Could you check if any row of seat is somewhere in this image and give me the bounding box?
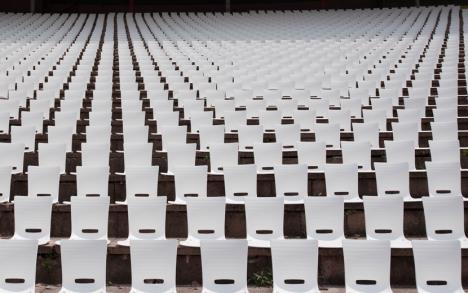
[1,238,464,292]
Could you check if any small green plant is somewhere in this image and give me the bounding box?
[249,269,273,287]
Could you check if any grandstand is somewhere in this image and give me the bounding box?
[0,1,466,292]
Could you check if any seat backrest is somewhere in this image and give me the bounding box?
[70,197,110,240]
[271,239,319,292]
[13,196,53,244]
[130,239,177,292]
[173,165,208,203]
[425,161,461,197]
[209,143,238,173]
[127,196,167,240]
[412,240,462,292]
[244,197,284,243]
[0,239,38,292]
[343,240,392,292]
[324,163,359,200]
[186,197,226,242]
[27,166,60,203]
[76,166,110,197]
[253,142,283,172]
[422,196,466,241]
[201,240,248,293]
[363,196,405,241]
[304,197,344,242]
[60,239,107,292]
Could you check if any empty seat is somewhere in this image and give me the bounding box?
[253,143,283,173]
[422,196,468,248]
[363,196,411,248]
[129,239,178,292]
[200,239,248,293]
[324,163,361,202]
[0,239,38,292]
[343,240,392,293]
[270,239,320,293]
[425,161,462,197]
[304,197,345,248]
[374,162,418,201]
[80,143,110,168]
[181,197,226,247]
[208,143,239,174]
[244,197,284,247]
[384,140,416,170]
[60,239,107,292]
[171,165,208,205]
[11,125,35,152]
[27,166,60,203]
[314,123,340,148]
[165,143,196,175]
[429,139,460,166]
[341,141,372,171]
[75,166,109,198]
[118,196,167,246]
[69,196,109,241]
[412,240,463,293]
[12,196,53,245]
[274,164,308,204]
[237,125,264,151]
[223,164,257,204]
[38,143,67,174]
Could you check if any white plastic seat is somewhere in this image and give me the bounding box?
[274,164,308,204]
[209,143,238,174]
[12,196,53,245]
[324,163,361,202]
[223,164,257,204]
[170,165,208,205]
[198,125,225,151]
[59,239,107,293]
[69,196,109,241]
[119,143,154,174]
[275,124,301,149]
[81,143,110,168]
[129,239,178,293]
[422,196,468,248]
[259,110,282,132]
[0,143,25,173]
[200,239,249,293]
[27,166,60,203]
[343,239,392,293]
[353,122,380,148]
[190,111,213,133]
[181,197,226,247]
[159,125,187,151]
[314,123,340,148]
[123,125,150,144]
[75,166,109,198]
[86,125,112,145]
[293,110,316,132]
[374,162,418,201]
[38,143,67,174]
[296,141,327,172]
[384,140,416,170]
[270,239,320,293]
[253,143,283,173]
[363,109,388,131]
[0,166,11,202]
[0,111,9,134]
[327,109,351,131]
[304,196,345,248]
[118,196,167,246]
[48,125,74,152]
[244,197,284,248]
[341,98,362,118]
[0,239,38,293]
[54,111,78,133]
[432,107,457,123]
[412,240,464,293]
[341,141,372,171]
[11,125,35,152]
[237,125,264,151]
[224,110,247,133]
[392,122,419,147]
[426,161,462,197]
[363,196,411,248]
[21,111,43,134]
[431,121,458,141]
[429,140,460,166]
[165,143,196,175]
